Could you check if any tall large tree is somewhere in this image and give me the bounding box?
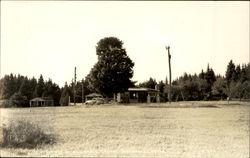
[19,77,33,100]
[205,65,216,86]
[42,79,61,105]
[86,37,134,97]
[2,74,16,99]
[225,60,236,85]
[204,64,216,95]
[60,82,71,106]
[240,64,249,83]
[212,77,227,99]
[33,75,45,97]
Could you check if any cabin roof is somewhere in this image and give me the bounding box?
[30,97,53,101]
[128,87,159,92]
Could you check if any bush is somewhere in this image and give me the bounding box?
[9,93,29,107]
[1,120,56,149]
[0,100,10,108]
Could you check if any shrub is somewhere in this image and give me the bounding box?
[9,93,29,107]
[1,120,56,149]
[0,100,10,108]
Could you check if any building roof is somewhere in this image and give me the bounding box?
[128,87,159,92]
[30,97,53,101]
[85,93,103,97]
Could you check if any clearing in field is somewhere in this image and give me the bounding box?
[0,101,249,157]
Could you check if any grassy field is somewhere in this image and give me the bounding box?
[0,101,249,157]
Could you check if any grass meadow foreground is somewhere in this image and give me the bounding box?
[0,101,249,157]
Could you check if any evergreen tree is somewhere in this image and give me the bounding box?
[139,77,157,89]
[235,65,242,82]
[163,76,169,100]
[18,77,34,100]
[205,64,216,86]
[42,79,61,105]
[199,69,205,79]
[2,74,16,99]
[30,77,37,98]
[225,60,236,85]
[240,64,248,83]
[183,72,189,81]
[246,64,250,81]
[158,80,165,94]
[0,78,4,99]
[60,83,71,106]
[42,79,53,98]
[34,75,45,97]
[52,83,61,106]
[203,64,216,99]
[16,74,25,93]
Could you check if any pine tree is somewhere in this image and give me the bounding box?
[139,77,157,89]
[205,65,216,86]
[16,74,25,93]
[199,69,205,79]
[240,64,248,83]
[30,77,37,98]
[158,80,165,94]
[42,79,61,105]
[246,63,250,81]
[42,79,53,98]
[34,75,45,97]
[163,76,169,100]
[235,65,241,82]
[225,60,236,85]
[60,83,71,106]
[18,77,33,100]
[183,73,189,81]
[2,74,16,99]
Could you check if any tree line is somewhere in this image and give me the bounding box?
[0,74,61,107]
[0,74,94,107]
[0,60,249,107]
[138,60,250,101]
[0,36,249,107]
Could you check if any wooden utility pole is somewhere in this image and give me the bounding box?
[166,46,172,103]
[74,67,76,106]
[82,79,84,105]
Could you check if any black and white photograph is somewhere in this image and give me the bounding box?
[0,1,249,157]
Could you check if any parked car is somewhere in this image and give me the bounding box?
[85,99,95,105]
[85,98,105,105]
[95,98,105,105]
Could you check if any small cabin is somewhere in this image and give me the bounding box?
[117,87,160,103]
[128,87,160,103]
[30,97,54,107]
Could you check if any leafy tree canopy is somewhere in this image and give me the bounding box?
[86,37,134,97]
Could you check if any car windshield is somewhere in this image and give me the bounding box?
[93,98,103,100]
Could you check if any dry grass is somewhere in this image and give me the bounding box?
[0,101,249,157]
[1,120,56,149]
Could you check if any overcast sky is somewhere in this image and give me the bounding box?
[1,1,249,87]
